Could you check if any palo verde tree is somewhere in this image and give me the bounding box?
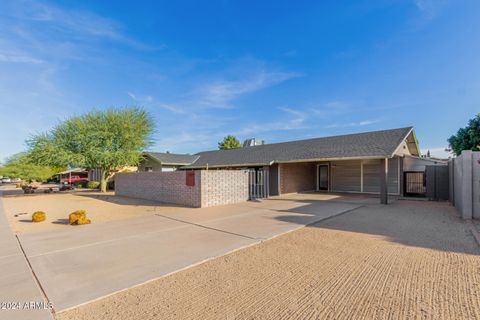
[0,153,63,182]
[447,113,480,156]
[218,135,241,150]
[27,107,154,192]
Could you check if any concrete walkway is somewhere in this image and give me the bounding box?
[15,194,364,312]
[0,193,52,320]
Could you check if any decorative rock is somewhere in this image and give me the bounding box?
[32,211,46,222]
[68,210,91,225]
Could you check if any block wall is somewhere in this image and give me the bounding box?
[116,170,249,208]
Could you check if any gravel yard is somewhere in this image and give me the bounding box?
[57,200,480,320]
[2,192,186,234]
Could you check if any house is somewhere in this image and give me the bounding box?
[181,127,430,203]
[117,127,448,207]
[138,152,199,172]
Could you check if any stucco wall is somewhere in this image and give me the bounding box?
[474,152,480,219]
[115,170,248,208]
[451,150,480,219]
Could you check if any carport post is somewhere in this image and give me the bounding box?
[380,158,388,204]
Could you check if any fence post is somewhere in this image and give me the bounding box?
[461,151,473,219]
[449,160,454,206]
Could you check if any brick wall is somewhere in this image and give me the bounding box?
[201,170,249,207]
[115,170,248,208]
[116,171,201,207]
[280,162,316,194]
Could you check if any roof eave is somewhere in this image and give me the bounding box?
[273,155,392,164]
[180,162,270,169]
[181,155,395,169]
[161,162,195,166]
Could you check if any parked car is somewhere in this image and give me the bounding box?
[12,178,22,183]
[1,178,11,183]
[64,176,89,184]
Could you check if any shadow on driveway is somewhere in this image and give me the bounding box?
[273,198,479,256]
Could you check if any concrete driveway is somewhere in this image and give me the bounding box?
[15,193,368,312]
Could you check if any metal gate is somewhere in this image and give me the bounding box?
[248,169,267,199]
[404,171,426,197]
[425,165,449,201]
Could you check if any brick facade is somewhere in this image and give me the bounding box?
[279,162,316,194]
[115,170,248,208]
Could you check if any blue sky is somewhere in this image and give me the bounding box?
[0,0,479,161]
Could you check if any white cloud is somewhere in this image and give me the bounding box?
[413,0,448,19]
[2,0,160,53]
[157,104,186,114]
[127,92,187,114]
[235,106,308,136]
[326,119,380,128]
[127,92,137,100]
[0,52,43,64]
[198,70,302,108]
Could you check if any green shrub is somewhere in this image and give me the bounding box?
[87,181,100,189]
[74,180,88,188]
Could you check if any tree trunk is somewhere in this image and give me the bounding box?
[100,169,109,193]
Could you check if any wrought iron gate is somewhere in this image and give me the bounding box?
[248,169,267,199]
[404,171,426,197]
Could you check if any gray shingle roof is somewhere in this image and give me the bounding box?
[183,127,414,169]
[144,152,198,165]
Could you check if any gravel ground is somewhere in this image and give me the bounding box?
[2,192,186,234]
[57,200,480,320]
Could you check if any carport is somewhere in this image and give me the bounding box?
[268,157,396,204]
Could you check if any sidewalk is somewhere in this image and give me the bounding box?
[0,192,52,320]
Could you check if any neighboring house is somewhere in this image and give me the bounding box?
[138,152,198,172]
[403,154,448,172]
[181,127,436,202]
[88,166,138,182]
[58,168,89,183]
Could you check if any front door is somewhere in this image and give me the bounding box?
[318,165,329,191]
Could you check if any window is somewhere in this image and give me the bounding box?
[145,167,153,172]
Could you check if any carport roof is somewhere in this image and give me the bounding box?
[183,127,418,169]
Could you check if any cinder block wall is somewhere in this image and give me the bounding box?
[201,170,249,207]
[116,171,201,207]
[116,170,249,208]
[280,163,316,194]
